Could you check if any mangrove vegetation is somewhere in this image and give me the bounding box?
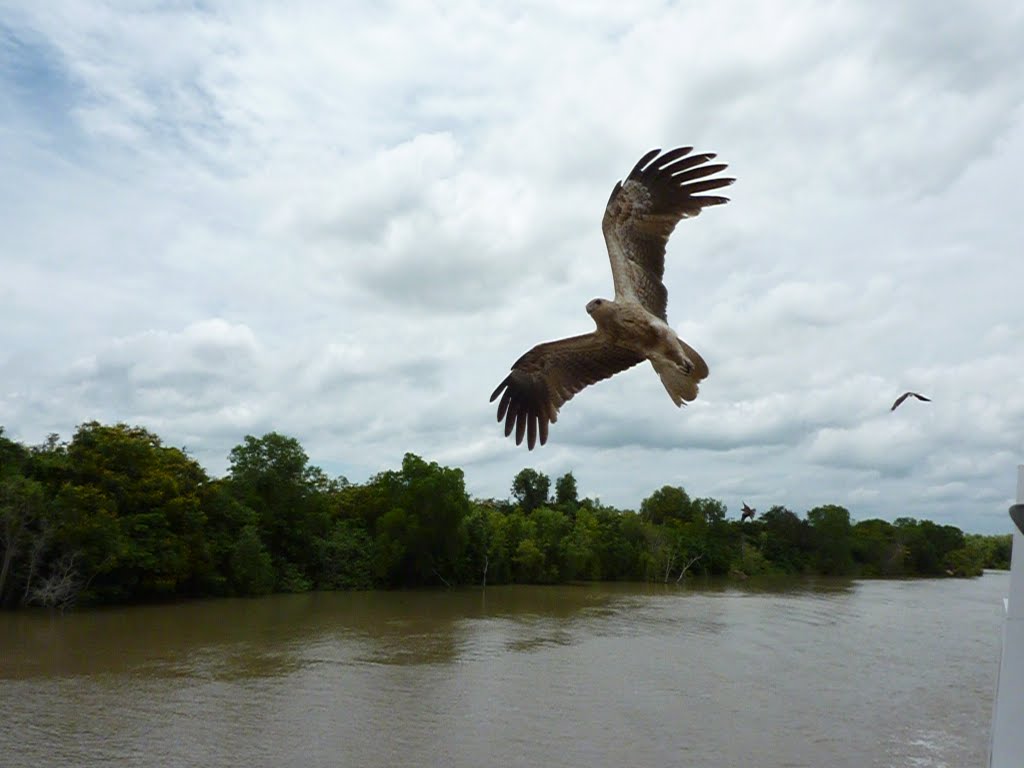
[0,422,1012,609]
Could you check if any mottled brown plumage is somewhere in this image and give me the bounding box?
[490,146,734,449]
[603,146,731,321]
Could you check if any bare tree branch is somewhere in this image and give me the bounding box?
[29,552,82,610]
[676,554,703,583]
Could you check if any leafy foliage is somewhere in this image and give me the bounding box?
[511,468,550,513]
[0,421,1012,609]
[554,471,579,512]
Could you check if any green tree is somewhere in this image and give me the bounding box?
[511,468,550,513]
[640,522,677,582]
[691,497,726,525]
[595,508,646,580]
[851,519,907,576]
[195,480,259,595]
[531,506,570,582]
[807,504,854,576]
[0,475,46,606]
[554,472,579,512]
[513,538,544,583]
[368,454,470,587]
[964,533,1011,570]
[640,485,694,525]
[893,518,968,576]
[50,483,122,594]
[227,432,331,587]
[463,501,512,586]
[1,419,1006,606]
[563,506,601,580]
[0,427,29,477]
[503,509,532,562]
[462,503,492,585]
[759,505,811,573]
[944,543,984,577]
[315,519,372,589]
[228,524,275,595]
[56,422,210,601]
[373,507,409,583]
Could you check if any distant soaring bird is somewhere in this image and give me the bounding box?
[490,146,734,449]
[740,502,756,522]
[890,392,932,412]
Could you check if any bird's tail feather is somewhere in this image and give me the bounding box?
[650,357,701,407]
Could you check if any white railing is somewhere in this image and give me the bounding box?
[988,465,1024,767]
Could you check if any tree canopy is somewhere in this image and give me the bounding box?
[0,421,1011,610]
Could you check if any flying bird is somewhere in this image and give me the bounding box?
[490,146,734,449]
[890,392,932,411]
[740,502,756,522]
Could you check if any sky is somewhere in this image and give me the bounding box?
[1,1,1023,533]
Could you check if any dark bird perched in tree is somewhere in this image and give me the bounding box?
[890,392,931,411]
[490,146,734,449]
[740,502,756,522]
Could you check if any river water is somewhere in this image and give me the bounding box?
[0,573,1007,768]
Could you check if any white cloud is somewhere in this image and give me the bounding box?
[2,0,1023,532]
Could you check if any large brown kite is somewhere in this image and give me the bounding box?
[490,146,734,449]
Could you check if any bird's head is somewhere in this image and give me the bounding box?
[585,298,609,316]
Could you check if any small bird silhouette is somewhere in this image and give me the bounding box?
[740,502,756,522]
[890,392,931,411]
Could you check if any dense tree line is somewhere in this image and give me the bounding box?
[0,422,1013,609]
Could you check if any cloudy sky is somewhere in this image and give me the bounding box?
[2,1,1022,533]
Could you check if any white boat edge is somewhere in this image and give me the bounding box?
[987,465,1024,767]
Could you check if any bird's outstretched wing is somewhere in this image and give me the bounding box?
[490,333,644,449]
[891,391,932,411]
[602,147,734,320]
